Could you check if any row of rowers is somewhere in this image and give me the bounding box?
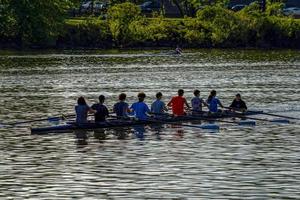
[75,89,247,124]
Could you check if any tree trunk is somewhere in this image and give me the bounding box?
[91,0,94,14]
[261,0,266,12]
[172,0,184,17]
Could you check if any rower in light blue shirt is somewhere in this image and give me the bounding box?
[206,90,224,113]
[75,96,95,124]
[151,92,167,114]
[191,89,208,114]
[130,92,150,120]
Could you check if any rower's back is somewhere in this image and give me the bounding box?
[130,92,150,120]
[91,95,109,122]
[151,92,166,114]
[113,93,129,117]
[168,89,188,116]
[75,97,90,124]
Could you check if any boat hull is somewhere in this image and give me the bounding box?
[31,111,263,134]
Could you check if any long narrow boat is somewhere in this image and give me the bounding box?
[31,111,263,135]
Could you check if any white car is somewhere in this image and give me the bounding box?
[283,7,300,16]
[81,1,92,12]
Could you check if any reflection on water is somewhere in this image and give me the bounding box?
[0,49,299,199]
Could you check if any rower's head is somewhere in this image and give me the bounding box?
[210,90,217,97]
[235,93,241,101]
[138,92,146,102]
[178,89,184,96]
[99,95,105,103]
[208,90,217,102]
[156,92,162,100]
[194,89,200,97]
[77,96,87,106]
[119,93,127,101]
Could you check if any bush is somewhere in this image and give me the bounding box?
[196,6,249,47]
[61,19,112,48]
[129,17,184,46]
[107,2,141,45]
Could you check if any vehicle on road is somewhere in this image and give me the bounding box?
[80,1,108,14]
[231,4,247,12]
[139,1,161,13]
[283,7,300,17]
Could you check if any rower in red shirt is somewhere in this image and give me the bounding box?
[167,89,191,116]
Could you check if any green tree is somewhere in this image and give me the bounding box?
[5,0,71,47]
[170,0,229,17]
[107,2,141,45]
[266,0,284,16]
[0,0,16,40]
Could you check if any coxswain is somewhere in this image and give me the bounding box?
[229,93,247,112]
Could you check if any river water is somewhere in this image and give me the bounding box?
[0,49,299,199]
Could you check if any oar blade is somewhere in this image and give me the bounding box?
[47,117,61,125]
[238,120,256,126]
[199,124,220,130]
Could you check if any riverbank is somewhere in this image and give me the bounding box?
[1,4,300,50]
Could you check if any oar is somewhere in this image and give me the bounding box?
[223,108,292,123]
[185,110,249,124]
[232,114,290,124]
[225,107,300,120]
[140,117,220,130]
[149,112,247,128]
[107,113,218,130]
[0,113,75,127]
[186,110,259,126]
[247,110,300,120]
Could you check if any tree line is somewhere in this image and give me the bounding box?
[0,0,299,49]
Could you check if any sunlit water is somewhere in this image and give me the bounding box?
[0,49,299,199]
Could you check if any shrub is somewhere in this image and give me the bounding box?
[62,19,112,48]
[107,2,141,45]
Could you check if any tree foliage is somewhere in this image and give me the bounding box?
[107,2,141,45]
[1,0,71,47]
[1,1,300,49]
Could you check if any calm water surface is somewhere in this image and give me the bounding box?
[0,49,299,199]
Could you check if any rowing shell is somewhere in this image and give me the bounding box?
[30,111,263,135]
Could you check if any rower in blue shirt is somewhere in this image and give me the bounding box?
[130,92,150,120]
[113,93,130,118]
[206,90,224,113]
[151,92,167,115]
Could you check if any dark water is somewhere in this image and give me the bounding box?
[0,49,299,199]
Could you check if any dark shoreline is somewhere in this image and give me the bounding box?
[1,45,300,52]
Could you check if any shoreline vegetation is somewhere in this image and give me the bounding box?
[1,2,300,50]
